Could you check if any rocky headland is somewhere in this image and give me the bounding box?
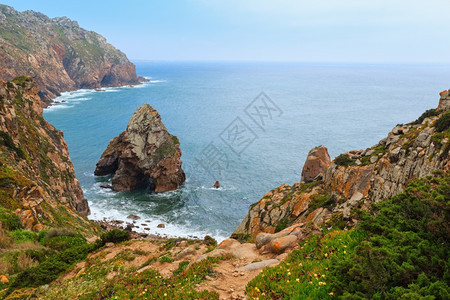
[234,91,450,239]
[95,104,186,193]
[0,76,93,233]
[0,5,145,106]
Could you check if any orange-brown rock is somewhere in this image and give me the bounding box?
[0,5,146,106]
[0,77,92,232]
[301,145,330,183]
[235,90,450,237]
[95,104,185,193]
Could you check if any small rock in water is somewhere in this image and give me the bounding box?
[144,227,150,230]
[213,181,220,188]
[100,184,113,189]
[127,214,140,220]
[157,223,165,228]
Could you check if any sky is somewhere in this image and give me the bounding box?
[1,0,450,63]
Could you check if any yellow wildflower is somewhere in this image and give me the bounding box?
[322,274,326,278]
[324,253,328,257]
[329,292,334,296]
[296,278,300,282]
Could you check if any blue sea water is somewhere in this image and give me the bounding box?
[44,62,450,241]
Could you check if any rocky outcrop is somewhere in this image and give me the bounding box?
[95,104,185,193]
[0,5,145,106]
[235,90,450,236]
[0,76,92,232]
[300,145,330,183]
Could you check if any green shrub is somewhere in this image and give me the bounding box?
[10,243,95,290]
[334,154,354,167]
[11,230,38,243]
[413,108,439,124]
[0,212,22,231]
[40,234,86,251]
[158,255,174,263]
[96,229,130,248]
[434,111,450,132]
[328,174,449,298]
[203,235,217,247]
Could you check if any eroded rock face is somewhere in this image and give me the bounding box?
[0,5,145,106]
[234,90,450,236]
[0,77,92,231]
[301,145,330,183]
[95,104,185,193]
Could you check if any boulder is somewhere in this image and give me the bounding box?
[240,259,279,271]
[301,146,331,183]
[95,104,185,193]
[218,238,241,251]
[213,181,220,188]
[269,235,298,254]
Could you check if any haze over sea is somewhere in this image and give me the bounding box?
[44,61,450,241]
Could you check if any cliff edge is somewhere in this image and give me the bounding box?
[0,76,92,232]
[0,5,144,106]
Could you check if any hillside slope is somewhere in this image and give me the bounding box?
[0,76,93,233]
[0,5,144,105]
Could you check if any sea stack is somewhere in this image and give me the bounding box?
[95,104,185,193]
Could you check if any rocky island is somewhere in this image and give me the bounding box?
[95,104,186,193]
[0,5,145,106]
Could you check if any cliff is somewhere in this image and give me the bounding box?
[95,104,186,193]
[235,91,450,236]
[0,76,92,232]
[0,5,144,106]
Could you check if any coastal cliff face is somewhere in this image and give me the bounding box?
[0,5,143,106]
[95,104,186,193]
[0,76,91,231]
[235,92,450,236]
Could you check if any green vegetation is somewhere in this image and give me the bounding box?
[247,229,367,299]
[155,139,177,160]
[11,75,32,88]
[413,108,440,125]
[246,173,449,299]
[96,228,131,248]
[434,111,450,132]
[230,233,254,243]
[334,154,354,167]
[329,173,449,299]
[158,255,174,263]
[82,256,228,300]
[274,216,295,233]
[307,192,335,214]
[0,210,22,231]
[0,131,26,159]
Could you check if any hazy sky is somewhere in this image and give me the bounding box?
[2,0,450,62]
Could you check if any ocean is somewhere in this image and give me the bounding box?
[44,61,450,241]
